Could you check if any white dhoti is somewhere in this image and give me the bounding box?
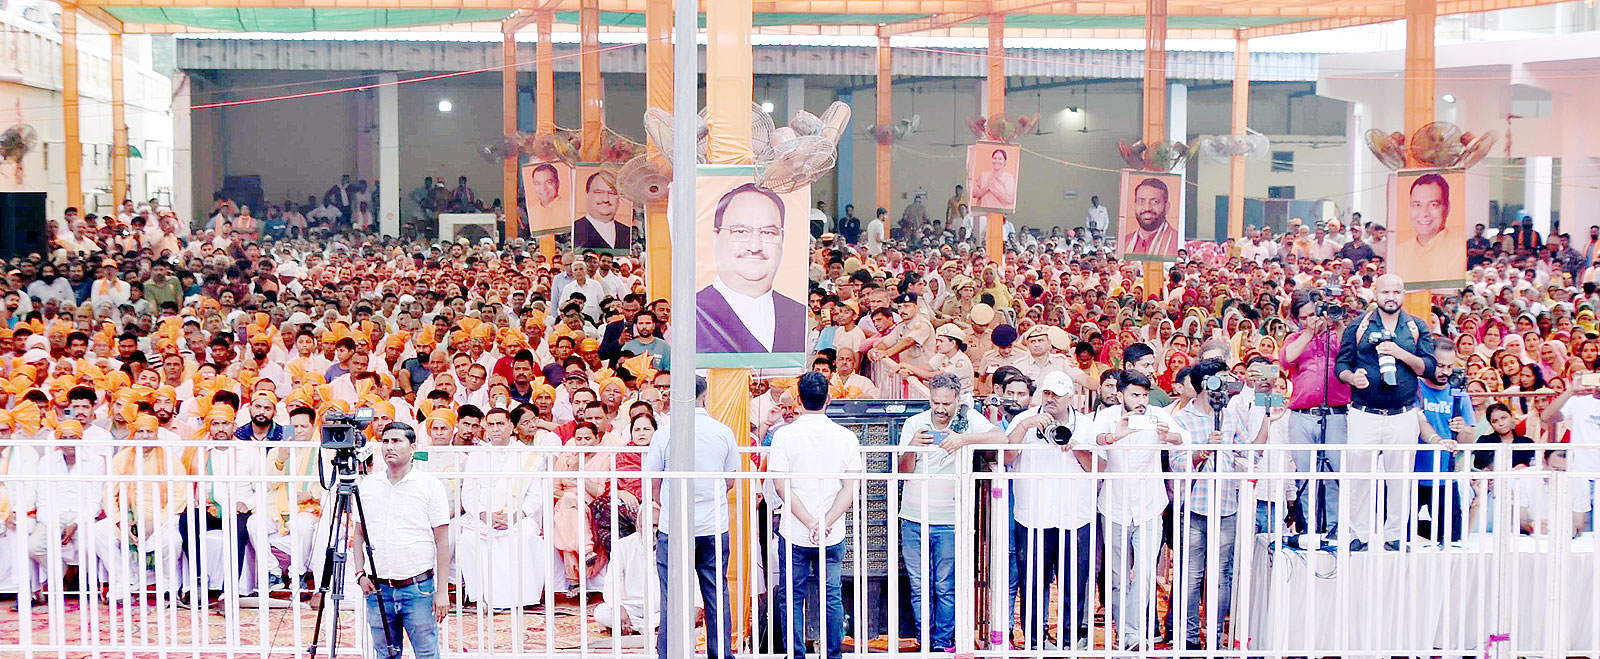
[0,520,36,593]
[91,518,181,600]
[246,511,330,587]
[456,518,550,609]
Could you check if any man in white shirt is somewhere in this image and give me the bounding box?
[866,208,887,255]
[559,261,607,323]
[1084,196,1110,240]
[769,372,861,659]
[1092,371,1188,651]
[1003,372,1100,650]
[29,420,106,603]
[354,422,451,659]
[644,375,739,659]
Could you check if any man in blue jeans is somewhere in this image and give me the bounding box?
[897,374,1005,651]
[645,375,740,659]
[354,422,451,659]
[769,372,861,659]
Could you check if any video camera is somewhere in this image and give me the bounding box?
[320,407,375,450]
[1314,286,1346,321]
[1203,373,1245,408]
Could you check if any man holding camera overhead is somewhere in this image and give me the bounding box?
[1002,371,1100,650]
[1335,274,1437,551]
[1282,288,1352,535]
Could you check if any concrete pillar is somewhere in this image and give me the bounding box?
[1167,81,1187,145]
[61,8,82,210]
[785,77,805,120]
[1526,156,1553,237]
[835,89,854,219]
[379,73,400,237]
[354,86,376,183]
[1347,102,1366,222]
[111,32,128,209]
[172,72,194,220]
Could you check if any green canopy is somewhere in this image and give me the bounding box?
[105,8,513,32]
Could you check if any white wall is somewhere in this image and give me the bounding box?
[1193,136,1350,238]
[1,18,173,218]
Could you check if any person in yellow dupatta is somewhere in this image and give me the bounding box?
[91,414,196,604]
[253,405,332,595]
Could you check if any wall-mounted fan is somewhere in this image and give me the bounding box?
[1196,131,1270,162]
[1365,123,1499,170]
[1364,129,1407,171]
[1,124,37,184]
[1116,139,1188,171]
[616,155,670,206]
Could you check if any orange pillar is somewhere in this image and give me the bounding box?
[111,32,128,209]
[1141,0,1169,293]
[1403,0,1438,311]
[705,0,755,642]
[579,0,603,162]
[502,27,521,240]
[62,8,82,210]
[536,13,557,259]
[984,16,1006,263]
[645,0,673,302]
[1227,33,1248,240]
[875,30,892,214]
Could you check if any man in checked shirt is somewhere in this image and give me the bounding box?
[1169,358,1244,652]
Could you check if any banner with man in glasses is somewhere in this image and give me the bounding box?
[693,166,811,368]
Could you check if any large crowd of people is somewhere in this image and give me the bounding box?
[0,185,1594,657]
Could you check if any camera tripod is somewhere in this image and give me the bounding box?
[307,450,391,659]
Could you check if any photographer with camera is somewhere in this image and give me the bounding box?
[1002,371,1100,650]
[1335,274,1437,551]
[1169,358,1243,651]
[1282,288,1352,535]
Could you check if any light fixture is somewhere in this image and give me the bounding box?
[438,99,453,113]
[1442,94,1456,103]
[1068,106,1080,113]
[760,101,775,113]
[0,72,23,84]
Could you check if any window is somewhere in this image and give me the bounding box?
[1271,150,1294,172]
[1267,186,1296,199]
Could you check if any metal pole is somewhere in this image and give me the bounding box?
[666,0,698,656]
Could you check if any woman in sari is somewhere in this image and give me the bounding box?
[552,422,610,587]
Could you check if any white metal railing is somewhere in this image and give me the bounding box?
[0,437,1596,658]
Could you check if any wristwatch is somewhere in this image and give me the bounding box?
[356,571,370,583]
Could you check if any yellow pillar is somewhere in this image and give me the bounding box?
[705,0,756,643]
[875,30,892,213]
[1403,0,1438,312]
[536,13,557,259]
[62,8,82,210]
[579,0,603,162]
[1227,33,1248,240]
[111,32,128,210]
[1141,0,1169,293]
[984,16,1005,264]
[644,0,673,302]
[502,27,521,240]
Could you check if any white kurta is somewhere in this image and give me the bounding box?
[456,445,552,608]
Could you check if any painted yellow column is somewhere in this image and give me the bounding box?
[984,15,1005,263]
[62,8,82,210]
[111,32,128,209]
[1404,0,1438,315]
[537,13,557,259]
[1227,33,1248,240]
[644,0,673,302]
[579,0,603,162]
[705,0,755,643]
[502,27,520,240]
[1141,0,1169,293]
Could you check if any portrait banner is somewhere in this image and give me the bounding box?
[1116,169,1186,262]
[967,142,1020,215]
[1390,168,1467,291]
[520,161,574,237]
[572,164,635,255]
[693,164,810,369]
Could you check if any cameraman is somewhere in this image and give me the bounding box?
[1282,288,1351,535]
[1169,358,1240,651]
[1002,372,1099,650]
[1335,274,1436,551]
